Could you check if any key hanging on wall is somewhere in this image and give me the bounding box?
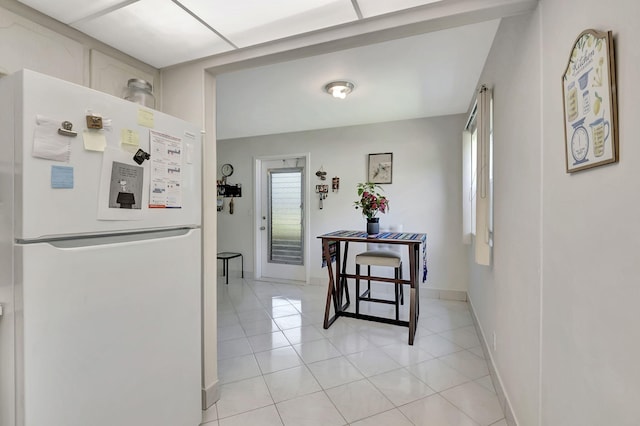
[315,184,328,209]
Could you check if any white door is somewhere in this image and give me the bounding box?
[259,158,306,282]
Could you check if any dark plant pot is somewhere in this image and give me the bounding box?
[366,217,380,235]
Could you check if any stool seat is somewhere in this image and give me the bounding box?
[355,250,401,267]
[355,252,404,321]
[217,252,243,285]
[355,224,405,320]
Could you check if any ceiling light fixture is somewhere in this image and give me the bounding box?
[324,81,355,99]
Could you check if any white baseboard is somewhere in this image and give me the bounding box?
[309,276,324,286]
[202,381,220,410]
[309,278,468,301]
[421,288,468,301]
[468,299,518,426]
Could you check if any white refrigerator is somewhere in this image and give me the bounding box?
[0,70,203,426]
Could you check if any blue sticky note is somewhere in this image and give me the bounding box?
[51,165,73,189]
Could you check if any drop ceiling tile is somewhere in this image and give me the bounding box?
[72,0,232,68]
[357,0,443,18]
[180,0,358,48]
[17,0,126,24]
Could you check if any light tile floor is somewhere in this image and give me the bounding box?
[203,277,505,426]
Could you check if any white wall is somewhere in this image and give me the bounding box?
[469,1,640,425]
[469,8,541,425]
[467,10,542,425]
[217,115,469,292]
[540,0,640,424]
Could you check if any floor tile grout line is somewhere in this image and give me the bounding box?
[437,383,503,426]
[215,278,499,425]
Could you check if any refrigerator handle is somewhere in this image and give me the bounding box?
[20,228,196,249]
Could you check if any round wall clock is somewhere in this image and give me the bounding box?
[221,163,234,177]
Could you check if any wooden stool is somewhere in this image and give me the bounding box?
[355,250,404,320]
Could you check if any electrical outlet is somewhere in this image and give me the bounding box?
[492,331,497,351]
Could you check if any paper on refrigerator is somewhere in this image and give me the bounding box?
[32,115,72,162]
[149,130,182,208]
[97,147,145,220]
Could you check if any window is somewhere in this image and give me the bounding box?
[268,168,304,265]
[462,107,477,242]
[462,86,493,265]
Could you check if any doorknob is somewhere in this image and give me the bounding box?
[260,226,266,230]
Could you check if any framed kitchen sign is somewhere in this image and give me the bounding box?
[368,152,393,184]
[562,29,618,173]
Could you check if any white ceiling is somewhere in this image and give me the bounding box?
[18,0,445,68]
[216,19,500,139]
[18,0,537,139]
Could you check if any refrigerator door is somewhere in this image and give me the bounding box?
[0,66,16,425]
[0,225,15,426]
[3,70,201,240]
[15,229,201,426]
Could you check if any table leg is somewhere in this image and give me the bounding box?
[408,245,416,345]
[340,242,350,306]
[414,245,420,318]
[323,239,337,329]
[224,259,229,285]
[335,242,342,306]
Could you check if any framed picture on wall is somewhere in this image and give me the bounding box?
[368,152,393,184]
[562,29,618,173]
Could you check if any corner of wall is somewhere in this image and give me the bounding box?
[202,380,220,409]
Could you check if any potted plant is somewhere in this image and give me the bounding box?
[353,182,389,234]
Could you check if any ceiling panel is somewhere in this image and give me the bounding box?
[72,0,232,68]
[18,0,127,24]
[216,19,500,139]
[357,0,443,18]
[180,0,358,48]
